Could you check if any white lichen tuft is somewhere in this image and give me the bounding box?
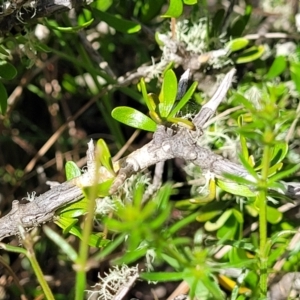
[86,265,139,300]
[176,18,209,54]
[95,196,122,216]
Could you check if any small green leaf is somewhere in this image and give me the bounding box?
[55,217,79,234]
[236,45,264,64]
[65,161,81,180]
[266,56,287,79]
[169,81,198,117]
[0,46,9,56]
[91,0,112,11]
[238,115,249,160]
[226,38,249,52]
[140,272,183,281]
[290,62,300,94]
[158,69,177,117]
[271,142,288,164]
[0,61,17,80]
[112,106,157,131]
[57,197,88,215]
[205,210,233,231]
[161,253,181,269]
[183,0,197,4]
[139,78,156,111]
[217,215,237,239]
[0,81,8,115]
[232,209,244,223]
[167,117,195,129]
[266,206,282,224]
[92,9,141,33]
[97,139,114,174]
[84,179,114,198]
[45,18,94,32]
[44,225,78,262]
[269,164,300,184]
[161,0,183,18]
[216,179,256,197]
[0,243,27,254]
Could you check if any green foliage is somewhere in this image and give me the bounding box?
[112,69,198,131]
[2,0,300,299]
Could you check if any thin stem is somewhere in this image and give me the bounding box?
[258,143,272,297]
[25,245,55,300]
[75,151,101,300]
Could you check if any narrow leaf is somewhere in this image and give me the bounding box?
[65,161,81,180]
[140,272,183,281]
[216,179,256,197]
[45,18,94,32]
[169,81,198,117]
[226,38,249,52]
[44,225,78,262]
[97,139,114,174]
[236,46,264,64]
[139,78,156,111]
[112,106,157,131]
[266,56,287,79]
[161,0,183,18]
[0,81,8,115]
[92,9,141,33]
[0,61,17,80]
[159,69,177,117]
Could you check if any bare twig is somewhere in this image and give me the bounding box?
[0,69,298,241]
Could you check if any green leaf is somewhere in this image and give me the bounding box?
[161,0,183,18]
[0,46,9,56]
[169,81,198,117]
[0,61,17,80]
[96,139,114,174]
[167,117,194,129]
[236,45,265,64]
[65,161,81,180]
[44,225,78,262]
[266,56,287,79]
[216,179,256,197]
[54,216,78,234]
[290,63,300,94]
[140,272,183,281]
[92,9,141,33]
[140,0,165,22]
[0,243,27,255]
[271,142,288,165]
[266,206,282,224]
[183,0,197,4]
[139,78,156,111]
[161,253,182,269]
[57,197,88,215]
[91,0,112,11]
[44,18,94,32]
[159,69,177,117]
[217,215,237,239]
[269,164,300,184]
[226,38,249,52]
[0,81,8,115]
[205,209,233,231]
[83,178,114,198]
[238,115,249,160]
[228,5,252,37]
[112,106,157,131]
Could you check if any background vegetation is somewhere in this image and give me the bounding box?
[1,0,300,299]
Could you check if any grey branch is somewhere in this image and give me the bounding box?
[0,68,298,241]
